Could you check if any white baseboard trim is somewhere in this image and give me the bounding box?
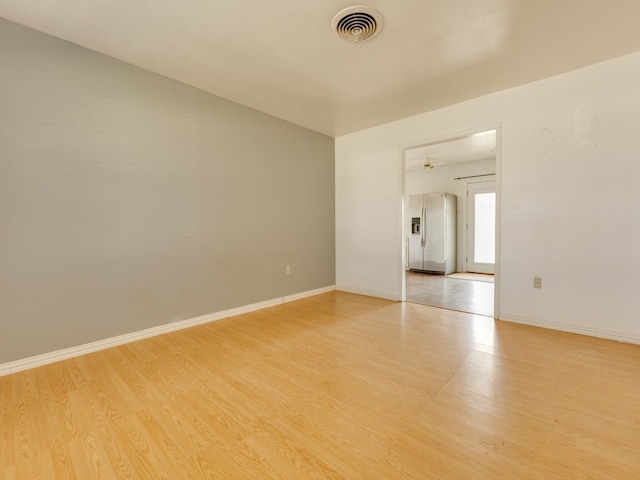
[593,327,640,345]
[336,285,400,302]
[0,285,336,377]
[284,285,336,303]
[500,313,640,345]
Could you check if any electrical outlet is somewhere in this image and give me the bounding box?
[533,277,542,289]
[286,265,291,275]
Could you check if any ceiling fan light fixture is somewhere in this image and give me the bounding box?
[422,158,435,169]
[332,6,383,43]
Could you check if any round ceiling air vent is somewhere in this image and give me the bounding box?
[331,6,383,43]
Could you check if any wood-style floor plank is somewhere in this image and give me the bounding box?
[1,291,639,479]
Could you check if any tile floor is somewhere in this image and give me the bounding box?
[405,271,494,317]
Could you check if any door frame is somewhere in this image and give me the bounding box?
[400,124,502,319]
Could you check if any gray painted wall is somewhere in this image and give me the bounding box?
[0,18,335,364]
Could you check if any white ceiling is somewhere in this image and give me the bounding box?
[405,130,496,172]
[1,1,640,137]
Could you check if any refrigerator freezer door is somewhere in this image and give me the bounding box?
[408,194,424,270]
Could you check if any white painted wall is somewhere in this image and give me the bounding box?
[0,19,335,364]
[336,51,640,343]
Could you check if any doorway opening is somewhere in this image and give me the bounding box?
[402,127,500,317]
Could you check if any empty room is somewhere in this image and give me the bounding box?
[1,1,640,479]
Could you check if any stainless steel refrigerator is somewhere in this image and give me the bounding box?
[407,192,456,274]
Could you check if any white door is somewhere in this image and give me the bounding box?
[467,181,496,274]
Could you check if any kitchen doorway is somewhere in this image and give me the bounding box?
[402,128,499,317]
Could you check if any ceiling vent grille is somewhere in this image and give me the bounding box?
[331,6,383,43]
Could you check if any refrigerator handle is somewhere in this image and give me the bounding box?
[405,237,409,268]
[421,205,426,248]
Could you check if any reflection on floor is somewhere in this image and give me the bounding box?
[405,271,494,317]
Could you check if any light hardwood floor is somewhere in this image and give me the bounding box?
[1,291,639,479]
